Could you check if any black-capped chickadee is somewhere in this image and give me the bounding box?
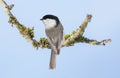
[41,14,64,69]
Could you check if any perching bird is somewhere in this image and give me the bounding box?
[41,14,64,69]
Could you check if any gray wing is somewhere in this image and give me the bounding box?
[56,23,64,54]
[45,23,64,49]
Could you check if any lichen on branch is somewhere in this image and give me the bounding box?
[0,0,111,49]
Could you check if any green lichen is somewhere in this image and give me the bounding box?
[32,40,40,49]
[9,16,19,24]
[39,38,50,48]
[65,34,70,40]
[17,24,34,39]
[72,30,76,35]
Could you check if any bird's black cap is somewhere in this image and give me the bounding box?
[40,14,60,25]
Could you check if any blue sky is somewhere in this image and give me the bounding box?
[0,0,120,78]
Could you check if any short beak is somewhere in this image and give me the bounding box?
[40,19,43,21]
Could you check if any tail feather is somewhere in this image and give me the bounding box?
[49,49,56,69]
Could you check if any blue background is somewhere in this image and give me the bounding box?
[0,0,120,78]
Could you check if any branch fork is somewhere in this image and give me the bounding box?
[0,0,112,49]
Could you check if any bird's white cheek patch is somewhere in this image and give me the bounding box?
[43,19,56,29]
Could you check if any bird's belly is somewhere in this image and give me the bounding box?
[46,28,59,41]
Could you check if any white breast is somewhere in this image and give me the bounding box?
[42,19,57,29]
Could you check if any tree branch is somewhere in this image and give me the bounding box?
[0,0,112,49]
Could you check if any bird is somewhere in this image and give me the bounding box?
[40,14,64,69]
